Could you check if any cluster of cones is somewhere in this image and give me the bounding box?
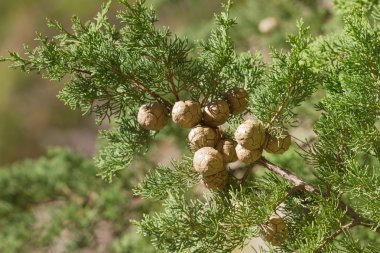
[137,87,291,191]
[137,88,290,245]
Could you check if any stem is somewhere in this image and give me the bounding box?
[239,165,254,185]
[72,68,173,109]
[255,157,380,234]
[72,68,92,75]
[314,221,359,253]
[268,82,294,126]
[257,157,317,193]
[201,93,210,106]
[132,79,173,109]
[166,66,180,101]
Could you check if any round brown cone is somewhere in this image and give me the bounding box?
[193,147,224,176]
[235,119,266,150]
[225,87,249,115]
[202,100,230,127]
[216,139,238,163]
[188,126,219,151]
[172,100,202,128]
[137,102,169,131]
[264,130,291,154]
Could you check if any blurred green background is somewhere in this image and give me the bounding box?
[0,1,337,252]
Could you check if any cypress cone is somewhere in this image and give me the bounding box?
[202,170,229,191]
[188,126,220,151]
[172,100,202,128]
[202,100,230,127]
[235,144,262,164]
[137,102,169,131]
[265,130,291,154]
[225,87,249,115]
[193,147,224,176]
[235,119,266,150]
[261,214,287,246]
[216,139,238,163]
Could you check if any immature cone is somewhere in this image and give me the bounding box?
[137,102,168,131]
[202,170,229,191]
[261,214,287,246]
[265,130,291,154]
[188,126,219,151]
[235,144,262,164]
[216,139,238,163]
[172,100,202,128]
[234,119,266,150]
[225,88,249,115]
[203,100,230,127]
[193,147,224,176]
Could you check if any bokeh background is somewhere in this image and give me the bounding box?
[0,1,339,252]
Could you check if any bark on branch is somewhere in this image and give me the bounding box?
[255,157,380,235]
[314,221,359,253]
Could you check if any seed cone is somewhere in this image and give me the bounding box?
[137,102,169,131]
[235,144,262,164]
[225,88,249,115]
[234,119,266,150]
[188,126,219,151]
[262,214,287,246]
[202,170,229,191]
[216,139,238,163]
[172,100,202,128]
[193,147,224,176]
[264,130,291,154]
[203,100,230,127]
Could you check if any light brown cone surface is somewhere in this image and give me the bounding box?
[203,170,229,191]
[236,144,262,164]
[172,100,202,128]
[137,102,169,131]
[216,139,238,163]
[203,100,230,127]
[225,87,249,115]
[234,119,266,150]
[193,147,224,176]
[188,126,219,151]
[264,130,291,154]
[261,214,287,246]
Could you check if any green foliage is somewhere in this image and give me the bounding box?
[96,117,155,181]
[134,157,200,200]
[250,21,320,128]
[136,174,290,253]
[333,0,380,14]
[309,12,380,227]
[0,148,156,253]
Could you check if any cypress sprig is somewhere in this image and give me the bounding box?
[2,0,380,252]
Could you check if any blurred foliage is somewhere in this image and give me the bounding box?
[0,148,158,253]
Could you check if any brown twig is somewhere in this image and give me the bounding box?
[290,134,316,151]
[268,82,294,127]
[167,66,180,101]
[257,157,317,193]
[72,68,173,109]
[72,67,92,75]
[239,166,254,185]
[255,157,380,234]
[132,80,173,109]
[201,93,210,107]
[314,221,359,253]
